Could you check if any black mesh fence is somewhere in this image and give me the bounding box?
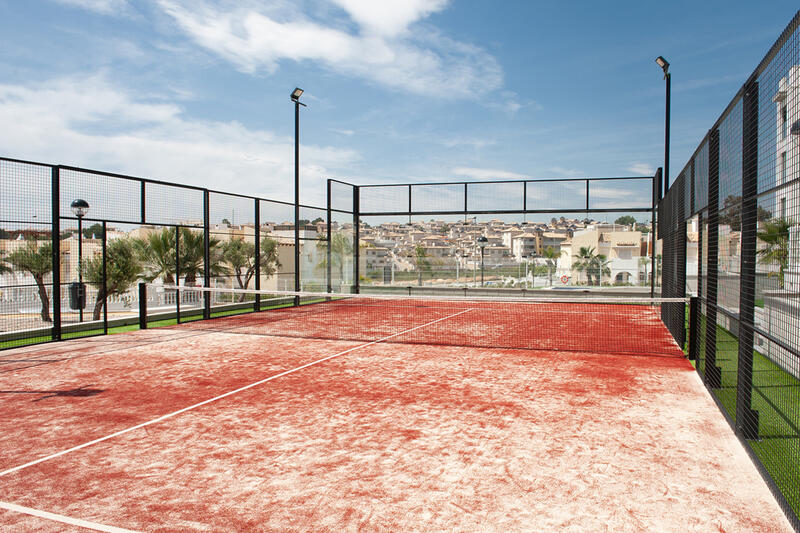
[346,177,657,296]
[659,9,800,527]
[0,158,329,348]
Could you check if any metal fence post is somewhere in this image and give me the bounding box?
[175,225,181,324]
[203,190,211,320]
[51,165,61,341]
[353,185,360,294]
[651,168,660,298]
[138,282,147,329]
[326,179,332,293]
[705,129,722,388]
[688,296,700,360]
[254,198,261,311]
[102,220,108,335]
[736,79,760,440]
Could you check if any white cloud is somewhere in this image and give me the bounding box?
[547,166,583,177]
[156,0,503,98]
[441,138,496,149]
[627,162,655,175]
[52,0,129,15]
[451,167,527,180]
[0,76,359,205]
[329,0,449,37]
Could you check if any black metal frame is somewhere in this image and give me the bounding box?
[658,9,800,529]
[0,156,331,348]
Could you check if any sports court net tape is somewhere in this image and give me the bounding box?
[143,284,689,357]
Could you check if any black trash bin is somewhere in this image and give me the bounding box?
[69,282,86,310]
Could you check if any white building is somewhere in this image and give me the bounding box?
[761,65,800,378]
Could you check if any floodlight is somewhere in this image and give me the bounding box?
[70,199,90,218]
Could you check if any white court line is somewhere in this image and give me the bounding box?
[0,501,140,532]
[0,308,473,478]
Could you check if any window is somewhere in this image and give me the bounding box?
[782,105,788,139]
[780,151,787,184]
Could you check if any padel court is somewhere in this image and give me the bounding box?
[0,294,793,531]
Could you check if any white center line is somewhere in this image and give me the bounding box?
[0,501,140,533]
[0,308,472,478]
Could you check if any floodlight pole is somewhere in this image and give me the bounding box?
[291,88,306,304]
[656,56,671,195]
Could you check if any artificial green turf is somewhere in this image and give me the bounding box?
[705,323,800,517]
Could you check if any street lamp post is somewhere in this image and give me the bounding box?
[71,199,89,322]
[477,236,488,287]
[291,88,306,302]
[656,56,671,196]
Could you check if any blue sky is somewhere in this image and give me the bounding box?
[0,0,797,207]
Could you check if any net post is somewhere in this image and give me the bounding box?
[735,79,760,440]
[705,128,722,389]
[138,282,147,330]
[51,165,62,341]
[688,296,699,360]
[254,197,261,311]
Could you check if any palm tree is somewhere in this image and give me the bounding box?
[572,246,596,285]
[638,256,651,285]
[316,232,353,286]
[178,228,226,285]
[133,228,176,283]
[6,241,53,322]
[757,217,794,288]
[82,239,142,320]
[541,246,561,286]
[412,245,431,286]
[590,254,611,286]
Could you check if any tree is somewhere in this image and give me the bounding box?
[590,255,612,286]
[177,228,226,285]
[0,251,11,275]
[541,246,561,286]
[221,236,281,298]
[221,218,231,226]
[638,256,651,284]
[412,245,431,286]
[83,223,105,240]
[572,246,610,286]
[614,215,636,227]
[311,217,324,224]
[134,228,177,283]
[757,217,794,288]
[7,241,53,322]
[572,246,595,285]
[316,232,354,286]
[719,195,772,231]
[82,239,142,320]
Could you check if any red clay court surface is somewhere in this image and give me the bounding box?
[0,301,793,532]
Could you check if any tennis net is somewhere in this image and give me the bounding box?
[141,284,689,357]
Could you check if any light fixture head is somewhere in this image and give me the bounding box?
[70,198,90,218]
[477,235,488,248]
[290,87,304,102]
[655,56,670,74]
